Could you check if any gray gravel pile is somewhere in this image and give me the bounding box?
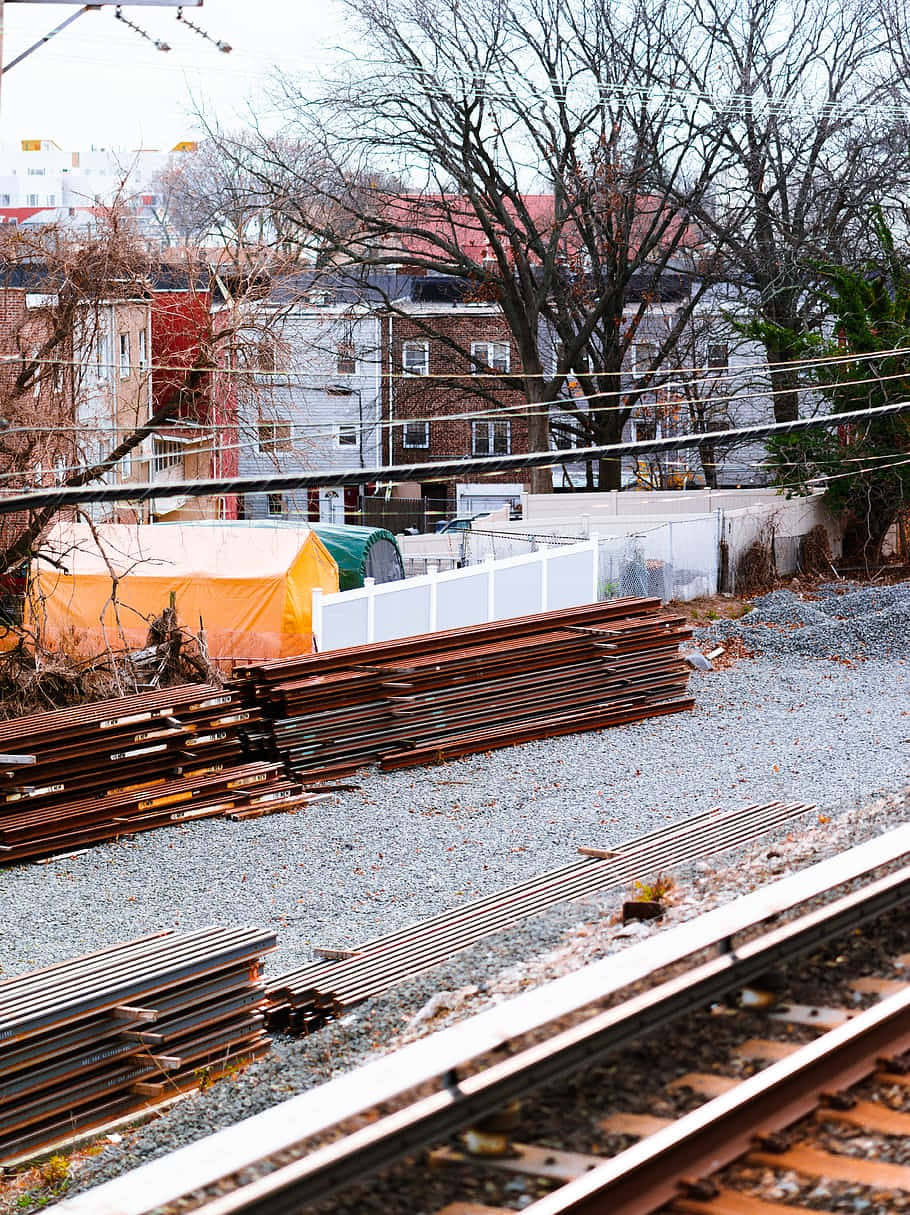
[1,588,908,1203]
[699,581,910,660]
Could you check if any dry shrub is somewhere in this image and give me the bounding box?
[736,538,776,595]
[800,524,832,575]
[0,609,219,720]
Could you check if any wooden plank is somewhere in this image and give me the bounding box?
[430,1143,604,1183]
[816,1097,910,1135]
[850,977,907,997]
[599,1112,673,1137]
[434,1206,512,1215]
[673,1186,840,1214]
[768,1004,855,1030]
[733,1039,800,1063]
[876,1070,910,1087]
[666,1073,739,1098]
[749,1144,910,1189]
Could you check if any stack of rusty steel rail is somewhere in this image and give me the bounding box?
[0,686,323,864]
[265,799,816,1032]
[0,925,275,1163]
[233,598,694,780]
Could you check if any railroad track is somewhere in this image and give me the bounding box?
[50,822,910,1215]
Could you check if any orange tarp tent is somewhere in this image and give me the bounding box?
[27,522,339,663]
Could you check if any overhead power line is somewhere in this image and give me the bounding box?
[0,400,906,517]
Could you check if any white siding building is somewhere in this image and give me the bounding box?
[236,284,384,524]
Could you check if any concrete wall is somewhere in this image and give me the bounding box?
[521,487,826,519]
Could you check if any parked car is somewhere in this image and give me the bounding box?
[434,513,491,534]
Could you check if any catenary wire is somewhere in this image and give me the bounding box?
[0,399,907,516]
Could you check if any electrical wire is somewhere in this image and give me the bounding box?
[7,347,910,440]
[6,340,909,382]
[0,399,907,516]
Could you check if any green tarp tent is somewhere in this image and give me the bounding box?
[309,524,405,591]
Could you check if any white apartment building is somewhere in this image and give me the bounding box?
[235,277,385,525]
[0,138,196,227]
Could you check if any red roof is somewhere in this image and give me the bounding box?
[371,193,698,267]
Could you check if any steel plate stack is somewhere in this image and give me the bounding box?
[233,597,694,780]
[0,926,276,1163]
[0,688,320,863]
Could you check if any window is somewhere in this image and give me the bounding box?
[119,333,130,379]
[0,194,10,205]
[471,341,510,374]
[257,417,293,453]
[267,493,285,517]
[402,341,429,376]
[152,437,183,473]
[96,334,110,381]
[26,168,46,177]
[633,416,658,442]
[550,414,580,450]
[336,337,356,375]
[336,425,358,447]
[472,420,511,455]
[138,329,147,373]
[26,194,39,207]
[633,342,657,376]
[45,194,55,207]
[706,342,729,370]
[402,420,429,449]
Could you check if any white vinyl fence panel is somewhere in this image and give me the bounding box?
[312,540,600,651]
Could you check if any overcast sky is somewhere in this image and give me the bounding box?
[2,0,350,152]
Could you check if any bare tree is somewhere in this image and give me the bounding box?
[194,0,737,490]
[0,217,303,582]
[663,0,907,422]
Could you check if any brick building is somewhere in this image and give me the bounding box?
[386,282,531,517]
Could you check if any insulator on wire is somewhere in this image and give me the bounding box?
[176,6,232,53]
[114,6,170,52]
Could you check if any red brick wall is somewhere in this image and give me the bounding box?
[389,313,531,495]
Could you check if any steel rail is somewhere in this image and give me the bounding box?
[520,991,910,1214]
[51,823,910,1215]
[242,601,692,781]
[0,685,228,744]
[0,928,276,1041]
[265,801,802,1008]
[269,801,814,1027]
[113,862,910,1215]
[0,929,277,1165]
[381,696,694,769]
[235,600,666,680]
[315,802,812,1009]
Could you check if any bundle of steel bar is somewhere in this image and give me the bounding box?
[234,598,694,781]
[265,799,816,1033]
[0,926,276,1163]
[0,687,324,864]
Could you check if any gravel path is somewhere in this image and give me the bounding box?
[2,652,906,979]
[2,581,909,1204]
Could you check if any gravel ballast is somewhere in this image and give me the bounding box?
[2,580,909,1204]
